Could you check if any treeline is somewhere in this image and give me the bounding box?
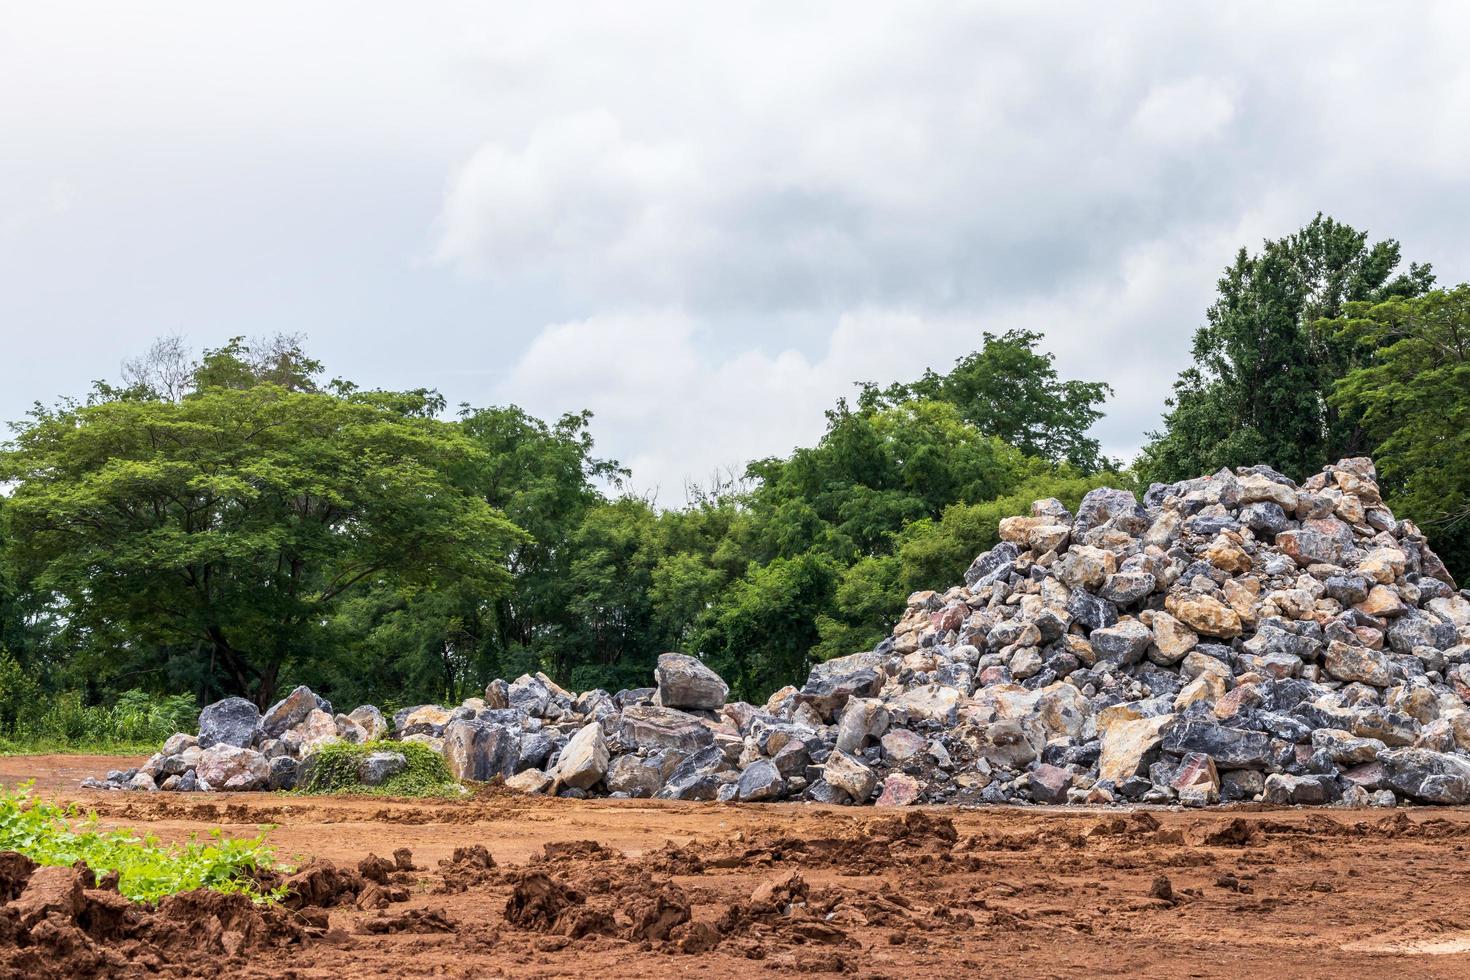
[2,213,1470,725]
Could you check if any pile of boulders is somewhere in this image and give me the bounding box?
[83,688,390,792]
[90,457,1470,808]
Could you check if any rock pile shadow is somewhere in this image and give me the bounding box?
[92,457,1470,808]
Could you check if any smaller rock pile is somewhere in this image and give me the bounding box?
[91,458,1470,809]
[83,687,390,792]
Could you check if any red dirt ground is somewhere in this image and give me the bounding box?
[5,753,1470,978]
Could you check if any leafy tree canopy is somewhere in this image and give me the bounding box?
[868,329,1113,472]
[1,354,524,706]
[1139,214,1433,483]
[1325,284,1470,573]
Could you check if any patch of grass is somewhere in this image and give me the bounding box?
[0,678,198,756]
[0,783,285,903]
[295,739,462,798]
[0,738,166,757]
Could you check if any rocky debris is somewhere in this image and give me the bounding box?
[197,697,259,749]
[550,722,610,791]
[93,457,1470,809]
[358,751,407,786]
[655,652,730,710]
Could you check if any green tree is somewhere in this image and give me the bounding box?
[745,398,1043,564]
[461,406,626,669]
[1140,214,1433,482]
[698,552,839,700]
[1326,285,1470,577]
[884,329,1113,471]
[1,378,524,707]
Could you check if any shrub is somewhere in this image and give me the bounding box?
[295,739,460,797]
[0,688,199,754]
[0,783,284,902]
[0,651,42,733]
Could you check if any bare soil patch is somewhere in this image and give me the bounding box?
[6,754,1470,978]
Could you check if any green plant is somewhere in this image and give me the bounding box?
[0,651,42,733]
[0,783,285,902]
[0,688,200,755]
[294,739,461,797]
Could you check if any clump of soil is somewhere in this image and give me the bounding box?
[625,882,691,942]
[504,871,584,930]
[532,839,622,863]
[279,858,364,909]
[358,908,456,934]
[0,859,312,978]
[436,844,499,893]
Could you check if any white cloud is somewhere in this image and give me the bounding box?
[4,2,1470,502]
[499,308,948,501]
[1131,77,1238,147]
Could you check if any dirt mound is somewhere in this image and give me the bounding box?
[358,907,456,934]
[532,839,623,863]
[0,852,36,903]
[279,858,364,909]
[504,871,584,930]
[0,864,311,979]
[436,844,499,893]
[625,882,691,942]
[701,810,961,874]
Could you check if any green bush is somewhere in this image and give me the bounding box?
[0,688,198,754]
[0,783,284,902]
[0,651,42,733]
[295,739,460,797]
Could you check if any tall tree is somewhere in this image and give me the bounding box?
[874,329,1112,472]
[1139,214,1433,482]
[1326,285,1470,578]
[1,374,523,707]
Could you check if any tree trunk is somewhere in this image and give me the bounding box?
[254,661,279,710]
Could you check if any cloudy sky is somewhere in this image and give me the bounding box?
[4,3,1469,502]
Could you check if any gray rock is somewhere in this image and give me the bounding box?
[197,697,260,749]
[654,652,730,711]
[1074,487,1148,534]
[1090,621,1153,665]
[1324,576,1370,606]
[259,686,330,739]
[965,541,1021,588]
[1101,572,1156,606]
[551,722,610,790]
[823,749,877,802]
[442,720,519,782]
[346,704,388,741]
[654,746,725,801]
[1378,748,1470,804]
[1067,591,1119,631]
[126,772,158,792]
[1161,720,1273,770]
[805,780,852,805]
[605,755,664,797]
[357,751,406,786]
[736,759,786,802]
[834,697,889,753]
[268,755,299,790]
[507,674,552,716]
[619,705,715,753]
[195,743,271,790]
[771,739,812,778]
[516,730,556,772]
[1240,501,1289,536]
[1262,773,1330,805]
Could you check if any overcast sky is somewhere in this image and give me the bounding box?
[4,3,1469,503]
